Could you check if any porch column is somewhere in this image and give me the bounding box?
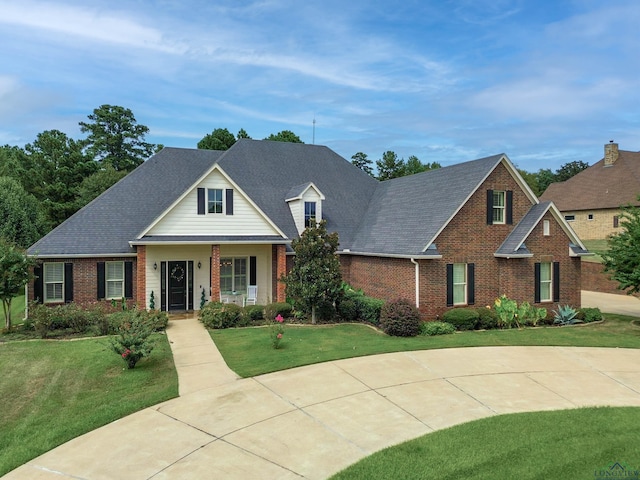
[211,244,220,302]
[136,245,146,309]
[276,244,287,302]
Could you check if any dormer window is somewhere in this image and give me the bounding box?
[305,202,317,228]
[286,182,325,234]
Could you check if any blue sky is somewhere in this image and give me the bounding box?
[1,0,639,172]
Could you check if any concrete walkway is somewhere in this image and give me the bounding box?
[5,294,640,479]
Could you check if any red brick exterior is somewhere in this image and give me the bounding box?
[344,163,582,319]
[210,245,220,302]
[275,245,287,302]
[136,245,146,308]
[582,261,639,297]
[29,257,137,308]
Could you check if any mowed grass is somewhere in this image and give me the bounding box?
[330,407,640,480]
[211,314,640,377]
[0,334,178,476]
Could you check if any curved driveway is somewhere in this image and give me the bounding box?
[5,291,640,480]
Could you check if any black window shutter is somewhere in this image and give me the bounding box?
[124,261,133,299]
[486,190,494,224]
[506,190,513,225]
[187,261,194,310]
[34,265,43,304]
[553,262,560,302]
[161,261,167,311]
[613,216,619,228]
[250,256,257,285]
[467,263,475,305]
[446,264,454,307]
[64,263,73,303]
[226,189,234,215]
[97,262,106,299]
[534,263,541,303]
[197,188,205,215]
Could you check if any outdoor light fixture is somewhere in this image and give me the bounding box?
[198,261,202,269]
[153,262,157,270]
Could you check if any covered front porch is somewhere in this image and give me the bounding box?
[134,242,288,312]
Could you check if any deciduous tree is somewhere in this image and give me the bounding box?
[0,239,35,330]
[265,130,303,143]
[197,128,237,150]
[0,177,45,248]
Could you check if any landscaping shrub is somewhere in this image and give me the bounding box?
[577,307,603,323]
[553,305,582,326]
[357,296,385,325]
[199,302,245,329]
[316,300,337,322]
[109,315,154,369]
[379,299,421,337]
[29,302,54,338]
[442,308,479,331]
[476,307,499,330]
[264,302,293,320]
[420,321,456,336]
[244,305,265,323]
[336,298,358,322]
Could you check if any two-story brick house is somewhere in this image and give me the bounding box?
[28,139,589,318]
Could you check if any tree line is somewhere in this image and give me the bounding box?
[0,109,590,250]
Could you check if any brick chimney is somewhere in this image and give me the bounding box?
[604,140,619,166]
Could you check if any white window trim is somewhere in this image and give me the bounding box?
[220,257,248,294]
[492,191,505,224]
[539,262,552,303]
[208,188,224,214]
[543,220,550,236]
[106,261,125,300]
[44,262,64,303]
[453,263,467,306]
[304,201,317,228]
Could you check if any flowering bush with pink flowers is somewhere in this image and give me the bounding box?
[269,314,285,349]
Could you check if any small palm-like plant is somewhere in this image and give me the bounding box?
[553,305,582,326]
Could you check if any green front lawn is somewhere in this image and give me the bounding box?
[0,334,178,477]
[211,314,640,377]
[331,407,640,480]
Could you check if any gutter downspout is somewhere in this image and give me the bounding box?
[410,258,419,309]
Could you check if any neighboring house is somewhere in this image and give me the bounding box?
[28,139,589,318]
[541,142,640,240]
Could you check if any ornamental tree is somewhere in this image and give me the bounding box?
[602,198,640,294]
[282,220,342,324]
[0,239,35,330]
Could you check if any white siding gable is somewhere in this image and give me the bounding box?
[286,183,325,234]
[147,169,281,236]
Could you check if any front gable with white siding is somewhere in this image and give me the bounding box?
[143,166,284,238]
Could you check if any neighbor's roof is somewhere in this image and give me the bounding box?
[541,150,640,211]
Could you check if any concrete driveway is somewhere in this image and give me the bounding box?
[5,293,640,479]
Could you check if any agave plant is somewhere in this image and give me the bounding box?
[553,305,582,326]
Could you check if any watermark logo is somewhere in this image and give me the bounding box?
[594,462,640,478]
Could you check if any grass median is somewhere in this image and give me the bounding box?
[210,313,640,377]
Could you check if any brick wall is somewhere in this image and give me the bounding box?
[29,257,137,308]
[345,163,582,318]
[581,261,639,296]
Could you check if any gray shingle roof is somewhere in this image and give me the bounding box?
[349,154,505,256]
[29,141,523,260]
[495,202,551,257]
[28,148,224,256]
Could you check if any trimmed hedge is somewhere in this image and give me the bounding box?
[476,307,499,330]
[421,321,456,336]
[264,302,293,320]
[380,299,421,337]
[199,302,245,329]
[442,308,479,331]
